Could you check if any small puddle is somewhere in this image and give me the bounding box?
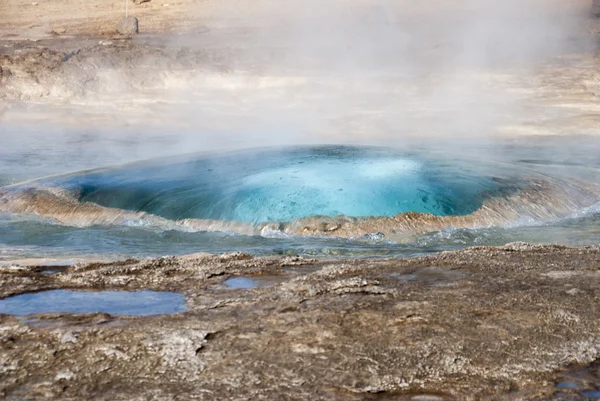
[222,266,322,290]
[222,273,299,290]
[390,267,469,286]
[34,265,69,275]
[554,360,600,399]
[285,265,322,276]
[581,391,600,399]
[0,290,187,316]
[223,277,258,289]
[556,381,581,390]
[331,389,453,401]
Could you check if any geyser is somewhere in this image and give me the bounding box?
[2,144,600,259]
[51,146,503,224]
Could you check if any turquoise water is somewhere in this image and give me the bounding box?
[1,142,599,261]
[59,146,502,223]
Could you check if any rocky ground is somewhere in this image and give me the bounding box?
[1,244,600,400]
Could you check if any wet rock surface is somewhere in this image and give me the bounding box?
[1,244,600,399]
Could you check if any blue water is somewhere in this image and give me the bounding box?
[54,146,504,223]
[0,290,187,316]
[1,144,600,261]
[556,381,581,390]
[581,390,600,399]
[224,277,259,289]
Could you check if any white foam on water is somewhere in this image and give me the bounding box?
[234,158,426,222]
[243,158,421,188]
[355,159,422,179]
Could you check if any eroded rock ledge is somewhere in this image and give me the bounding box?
[1,243,600,400]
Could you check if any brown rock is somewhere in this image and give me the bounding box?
[116,16,139,35]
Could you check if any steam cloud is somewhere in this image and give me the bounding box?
[0,0,595,178]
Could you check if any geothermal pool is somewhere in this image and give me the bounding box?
[54,146,500,221]
[1,144,599,260]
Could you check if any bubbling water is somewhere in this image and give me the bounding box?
[231,159,425,222]
[65,146,502,224]
[1,145,599,260]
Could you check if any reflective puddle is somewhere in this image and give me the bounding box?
[0,290,187,316]
[223,277,259,289]
[580,391,600,399]
[556,381,581,390]
[554,360,600,399]
[223,267,321,290]
[40,270,59,275]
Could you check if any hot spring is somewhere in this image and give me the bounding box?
[1,144,599,260]
[66,146,499,222]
